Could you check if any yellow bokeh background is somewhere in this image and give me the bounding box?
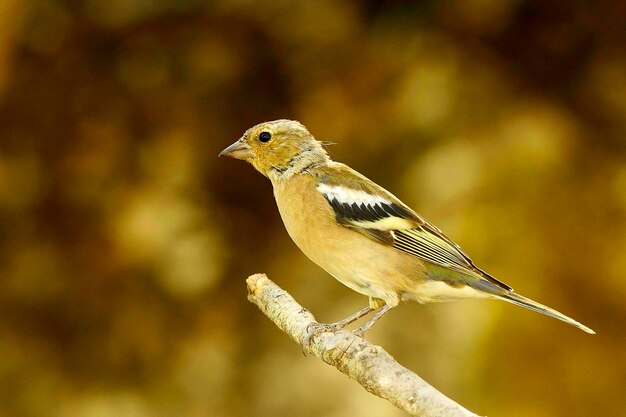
[0,1,624,416]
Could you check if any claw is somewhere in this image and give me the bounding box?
[302,322,341,354]
[300,305,380,354]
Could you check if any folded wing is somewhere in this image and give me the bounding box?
[316,163,511,292]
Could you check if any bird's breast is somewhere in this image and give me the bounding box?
[271,175,425,305]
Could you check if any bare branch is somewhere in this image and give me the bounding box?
[246,273,483,417]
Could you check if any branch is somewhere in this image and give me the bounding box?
[246,273,482,417]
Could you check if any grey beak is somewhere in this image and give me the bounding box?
[219,139,253,160]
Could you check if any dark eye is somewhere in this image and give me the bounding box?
[259,131,272,143]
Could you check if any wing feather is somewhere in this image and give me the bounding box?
[315,163,512,291]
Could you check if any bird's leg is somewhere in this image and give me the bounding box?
[328,305,375,328]
[352,304,394,337]
[303,306,374,350]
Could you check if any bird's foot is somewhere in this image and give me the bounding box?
[351,304,394,338]
[351,323,375,338]
[351,325,367,338]
[302,322,343,353]
[301,306,376,354]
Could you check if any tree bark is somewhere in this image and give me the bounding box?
[246,273,482,417]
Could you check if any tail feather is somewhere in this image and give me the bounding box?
[495,291,595,334]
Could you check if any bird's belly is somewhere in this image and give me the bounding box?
[293,230,404,302]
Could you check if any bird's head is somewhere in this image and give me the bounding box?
[219,119,330,180]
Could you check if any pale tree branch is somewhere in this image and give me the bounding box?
[246,273,483,417]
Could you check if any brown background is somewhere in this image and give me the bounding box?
[0,1,624,416]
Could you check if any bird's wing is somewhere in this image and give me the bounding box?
[315,163,511,291]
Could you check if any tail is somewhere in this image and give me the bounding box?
[495,291,595,334]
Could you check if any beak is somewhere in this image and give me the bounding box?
[219,139,253,160]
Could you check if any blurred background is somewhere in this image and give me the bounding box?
[0,1,624,416]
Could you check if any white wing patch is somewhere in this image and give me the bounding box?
[317,183,390,206]
[356,217,414,231]
[317,183,415,230]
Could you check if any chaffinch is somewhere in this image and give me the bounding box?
[220,119,594,339]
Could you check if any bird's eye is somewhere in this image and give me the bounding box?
[259,131,272,143]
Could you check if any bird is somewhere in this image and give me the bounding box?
[219,119,595,342]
